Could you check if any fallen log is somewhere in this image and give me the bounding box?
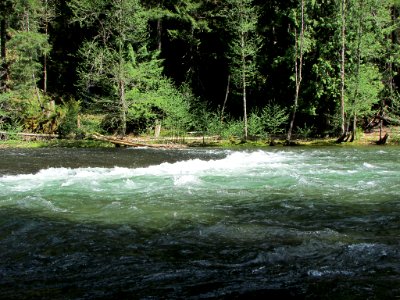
[91,134,187,149]
[376,115,400,126]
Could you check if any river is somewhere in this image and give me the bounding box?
[0,147,399,299]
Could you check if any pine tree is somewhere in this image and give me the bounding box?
[69,0,148,136]
[6,0,51,111]
[0,0,12,92]
[339,0,347,138]
[225,0,262,140]
[286,0,306,144]
[338,0,391,141]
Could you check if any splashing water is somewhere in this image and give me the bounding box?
[0,147,399,299]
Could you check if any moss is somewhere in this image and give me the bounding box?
[0,140,47,148]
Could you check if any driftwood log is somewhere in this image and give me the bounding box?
[91,133,187,149]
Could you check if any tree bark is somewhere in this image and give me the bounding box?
[0,17,7,90]
[241,32,248,140]
[117,0,126,137]
[119,78,127,136]
[376,133,389,145]
[221,75,230,122]
[32,73,44,110]
[157,19,162,52]
[287,0,304,145]
[350,114,356,142]
[349,0,363,143]
[43,0,50,94]
[43,22,48,94]
[0,18,5,61]
[340,0,346,136]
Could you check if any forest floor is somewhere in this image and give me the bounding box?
[356,126,399,145]
[0,127,399,149]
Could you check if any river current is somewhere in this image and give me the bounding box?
[0,147,399,299]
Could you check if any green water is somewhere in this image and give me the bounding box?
[0,147,399,299]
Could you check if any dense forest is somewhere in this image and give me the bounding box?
[1,0,400,143]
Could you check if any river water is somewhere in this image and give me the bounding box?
[0,147,399,299]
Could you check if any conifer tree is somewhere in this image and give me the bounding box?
[7,0,50,107]
[339,0,347,138]
[69,0,148,136]
[286,0,306,144]
[225,0,262,140]
[0,0,12,92]
[337,0,391,141]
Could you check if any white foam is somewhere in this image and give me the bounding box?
[0,150,293,191]
[173,175,201,186]
[307,269,354,277]
[363,162,375,168]
[138,150,288,176]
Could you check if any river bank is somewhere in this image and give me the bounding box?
[0,137,394,149]
[0,126,399,149]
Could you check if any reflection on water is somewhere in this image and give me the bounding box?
[0,147,399,299]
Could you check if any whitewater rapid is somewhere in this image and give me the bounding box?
[0,147,399,299]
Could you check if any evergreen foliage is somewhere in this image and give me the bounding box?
[58,99,81,138]
[0,0,399,142]
[224,0,262,140]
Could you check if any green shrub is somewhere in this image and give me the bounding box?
[260,103,288,136]
[296,123,315,139]
[220,119,244,139]
[248,110,265,138]
[58,99,81,138]
[80,114,103,134]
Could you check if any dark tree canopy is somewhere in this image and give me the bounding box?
[0,0,399,140]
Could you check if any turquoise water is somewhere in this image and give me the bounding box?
[0,147,399,299]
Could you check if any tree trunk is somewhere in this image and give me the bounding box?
[0,17,7,90]
[43,22,48,94]
[154,120,161,138]
[157,19,162,52]
[340,0,346,136]
[24,9,43,110]
[376,133,389,145]
[242,72,248,140]
[0,18,5,61]
[117,1,126,137]
[287,28,299,143]
[119,79,127,136]
[32,73,43,110]
[43,0,50,94]
[221,74,230,123]
[350,114,356,142]
[241,32,248,140]
[349,0,363,143]
[287,0,304,145]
